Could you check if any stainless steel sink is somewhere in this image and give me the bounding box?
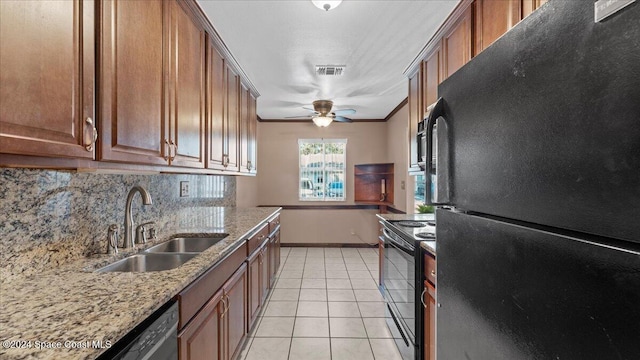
[144,235,228,254]
[96,253,197,273]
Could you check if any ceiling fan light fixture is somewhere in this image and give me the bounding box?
[312,116,333,127]
[312,0,342,11]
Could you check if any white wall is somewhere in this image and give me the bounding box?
[384,104,412,213]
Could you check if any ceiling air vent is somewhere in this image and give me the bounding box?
[316,65,345,76]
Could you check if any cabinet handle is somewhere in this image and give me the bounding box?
[84,117,98,152]
[164,139,170,161]
[430,270,436,278]
[421,288,427,309]
[169,140,177,161]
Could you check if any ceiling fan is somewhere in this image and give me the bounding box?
[286,100,355,127]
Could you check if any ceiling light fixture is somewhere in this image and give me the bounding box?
[312,0,342,11]
[312,116,333,127]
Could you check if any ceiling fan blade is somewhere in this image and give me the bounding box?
[285,115,314,119]
[333,116,353,123]
[333,108,356,115]
[302,106,315,111]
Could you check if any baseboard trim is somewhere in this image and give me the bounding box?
[282,243,377,248]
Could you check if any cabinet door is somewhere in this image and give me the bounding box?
[207,42,226,171]
[441,5,472,80]
[169,0,205,168]
[268,235,278,284]
[260,245,270,303]
[274,230,281,271]
[225,65,240,172]
[422,46,441,109]
[224,263,247,360]
[248,93,258,174]
[408,70,421,173]
[0,0,95,159]
[247,250,261,329]
[179,290,223,360]
[239,84,250,173]
[98,0,167,165]
[474,0,521,56]
[423,280,436,360]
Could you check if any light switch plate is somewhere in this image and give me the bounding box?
[180,181,190,197]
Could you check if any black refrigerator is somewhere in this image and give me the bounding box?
[425,0,640,359]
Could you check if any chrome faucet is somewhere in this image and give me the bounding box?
[124,186,153,248]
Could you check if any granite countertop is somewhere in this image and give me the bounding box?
[376,213,436,256]
[0,206,280,360]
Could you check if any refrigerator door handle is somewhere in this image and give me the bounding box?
[426,97,450,205]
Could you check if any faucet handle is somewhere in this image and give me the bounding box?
[107,224,119,254]
[136,221,157,244]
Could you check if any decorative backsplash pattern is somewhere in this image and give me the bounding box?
[0,169,236,277]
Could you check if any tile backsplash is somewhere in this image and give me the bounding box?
[0,168,236,277]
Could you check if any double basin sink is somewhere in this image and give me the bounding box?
[97,235,228,273]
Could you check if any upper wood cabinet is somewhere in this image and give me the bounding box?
[98,0,168,165]
[0,0,96,159]
[422,45,441,109]
[474,0,521,55]
[169,0,206,169]
[408,70,421,173]
[239,84,250,173]
[248,93,258,174]
[441,5,473,80]
[225,65,240,172]
[99,0,206,169]
[207,44,226,171]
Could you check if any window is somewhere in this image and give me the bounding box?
[299,139,347,201]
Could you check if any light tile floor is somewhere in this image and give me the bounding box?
[238,247,403,360]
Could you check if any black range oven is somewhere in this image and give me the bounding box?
[379,219,435,360]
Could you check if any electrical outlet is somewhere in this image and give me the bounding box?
[180,181,190,197]
[401,181,406,190]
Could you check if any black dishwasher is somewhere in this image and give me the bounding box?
[97,301,178,360]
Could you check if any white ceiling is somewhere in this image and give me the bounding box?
[199,0,458,120]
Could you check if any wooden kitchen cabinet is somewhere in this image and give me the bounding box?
[247,240,270,330]
[423,253,437,360]
[224,64,240,172]
[474,0,521,56]
[408,70,421,174]
[168,0,206,168]
[423,280,436,360]
[248,93,258,174]
[179,263,247,360]
[422,45,441,110]
[239,88,258,174]
[224,263,247,360]
[179,289,224,360]
[441,5,473,80]
[0,0,96,159]
[99,0,206,168]
[98,0,168,165]
[268,231,279,285]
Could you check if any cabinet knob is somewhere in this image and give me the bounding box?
[84,117,98,152]
[430,270,436,277]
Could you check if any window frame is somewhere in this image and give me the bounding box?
[298,138,347,202]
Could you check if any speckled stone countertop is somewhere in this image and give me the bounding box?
[0,207,280,360]
[376,213,436,256]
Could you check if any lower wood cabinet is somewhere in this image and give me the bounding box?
[423,253,437,360]
[268,230,280,284]
[423,280,436,360]
[259,245,270,304]
[179,263,246,360]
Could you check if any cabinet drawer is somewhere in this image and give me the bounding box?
[178,241,247,329]
[247,223,269,256]
[268,213,281,234]
[424,253,436,286]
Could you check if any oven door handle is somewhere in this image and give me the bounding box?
[382,227,415,253]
